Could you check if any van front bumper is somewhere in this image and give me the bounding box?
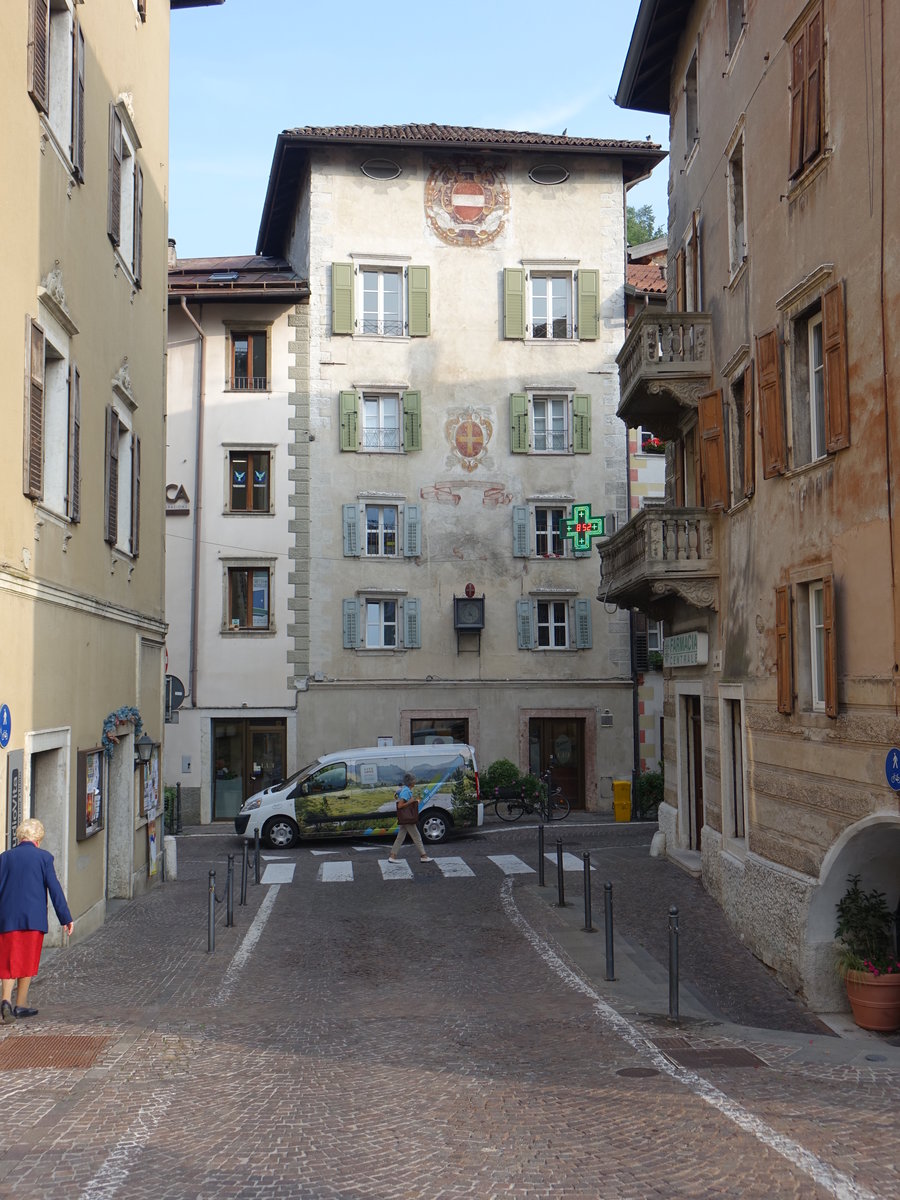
[234,813,251,836]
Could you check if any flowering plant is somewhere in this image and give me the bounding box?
[642,435,666,455]
[835,873,898,976]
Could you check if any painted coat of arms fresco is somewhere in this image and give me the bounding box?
[425,162,509,247]
[445,410,493,472]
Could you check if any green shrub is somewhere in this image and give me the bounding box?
[480,759,521,793]
[633,770,663,820]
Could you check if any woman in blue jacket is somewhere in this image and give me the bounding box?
[0,818,73,1023]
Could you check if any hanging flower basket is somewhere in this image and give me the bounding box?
[101,706,143,760]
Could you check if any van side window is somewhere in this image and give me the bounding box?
[306,764,347,793]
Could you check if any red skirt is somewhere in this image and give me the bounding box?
[0,930,44,979]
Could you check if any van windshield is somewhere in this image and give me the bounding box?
[273,760,321,791]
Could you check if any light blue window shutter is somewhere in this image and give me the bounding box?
[408,266,430,336]
[575,598,593,649]
[403,504,421,557]
[503,268,527,339]
[332,262,354,335]
[573,394,591,453]
[510,393,529,453]
[342,504,360,557]
[516,598,534,649]
[404,598,421,648]
[340,391,359,451]
[343,598,360,648]
[577,269,599,340]
[512,506,530,557]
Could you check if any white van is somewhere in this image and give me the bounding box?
[234,744,482,848]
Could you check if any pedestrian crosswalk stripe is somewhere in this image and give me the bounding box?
[545,852,594,872]
[380,859,413,879]
[261,863,296,884]
[487,854,535,875]
[319,861,354,883]
[434,856,475,878]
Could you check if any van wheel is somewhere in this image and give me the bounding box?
[262,816,299,849]
[420,811,451,844]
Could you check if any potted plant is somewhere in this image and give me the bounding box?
[834,874,900,1031]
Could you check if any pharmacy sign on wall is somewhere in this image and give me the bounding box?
[663,631,709,668]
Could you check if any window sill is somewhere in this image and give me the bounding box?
[783,454,832,481]
[111,247,141,292]
[39,120,80,187]
[721,838,748,865]
[786,151,831,203]
[357,647,407,655]
[224,509,276,517]
[726,257,748,292]
[356,334,409,343]
[226,387,271,395]
[524,338,578,348]
[221,627,277,637]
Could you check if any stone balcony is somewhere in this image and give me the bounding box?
[616,310,713,439]
[598,506,720,615]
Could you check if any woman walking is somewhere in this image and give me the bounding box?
[0,818,73,1023]
[388,773,433,863]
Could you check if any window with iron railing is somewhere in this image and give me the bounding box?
[531,274,573,340]
[361,268,404,336]
[365,504,399,556]
[362,394,401,451]
[231,332,268,391]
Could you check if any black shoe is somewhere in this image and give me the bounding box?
[13,1007,37,1019]
[1,1001,15,1024]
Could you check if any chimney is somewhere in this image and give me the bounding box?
[167,238,177,269]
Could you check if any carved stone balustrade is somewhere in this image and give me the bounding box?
[616,310,713,439]
[598,507,720,615]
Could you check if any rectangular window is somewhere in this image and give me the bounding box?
[685,51,699,154]
[531,274,572,340]
[720,694,746,843]
[28,1,84,180]
[229,450,270,513]
[228,567,271,631]
[727,372,745,507]
[808,312,826,459]
[366,599,397,649]
[727,137,746,274]
[789,5,824,179]
[534,507,565,557]
[333,262,429,337]
[647,620,663,653]
[361,268,403,336]
[365,504,399,556]
[362,393,401,451]
[107,103,143,285]
[536,600,569,649]
[104,404,139,555]
[231,332,268,391]
[727,0,745,55]
[809,580,826,711]
[789,304,826,465]
[532,396,568,452]
[409,718,469,745]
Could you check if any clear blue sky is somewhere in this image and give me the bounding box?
[169,0,669,259]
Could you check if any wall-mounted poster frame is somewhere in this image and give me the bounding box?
[76,747,104,841]
[141,744,160,820]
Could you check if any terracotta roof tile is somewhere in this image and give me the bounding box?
[627,261,667,294]
[281,123,661,153]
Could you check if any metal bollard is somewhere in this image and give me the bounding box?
[604,882,615,981]
[175,781,183,834]
[582,852,594,932]
[556,838,566,907]
[538,823,545,887]
[226,854,234,927]
[254,828,261,884]
[208,869,216,952]
[668,905,680,1022]
[240,840,249,905]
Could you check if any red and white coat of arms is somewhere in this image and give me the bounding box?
[425,162,509,247]
[445,410,493,472]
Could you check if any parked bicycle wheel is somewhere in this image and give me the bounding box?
[548,796,571,820]
[495,797,527,821]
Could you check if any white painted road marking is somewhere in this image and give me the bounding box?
[487,855,535,875]
[379,859,413,880]
[544,851,593,871]
[213,884,281,1006]
[319,861,354,882]
[434,856,476,878]
[79,1087,172,1199]
[261,862,296,884]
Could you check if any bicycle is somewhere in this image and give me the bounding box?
[490,771,570,823]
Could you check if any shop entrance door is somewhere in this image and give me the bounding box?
[528,718,585,809]
[684,695,704,849]
[212,719,286,820]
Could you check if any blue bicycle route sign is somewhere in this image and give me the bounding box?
[886,748,900,791]
[0,705,10,749]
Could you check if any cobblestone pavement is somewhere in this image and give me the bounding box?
[0,819,898,1198]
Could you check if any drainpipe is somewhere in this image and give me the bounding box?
[180,297,205,708]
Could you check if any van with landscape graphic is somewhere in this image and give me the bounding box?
[234,744,481,848]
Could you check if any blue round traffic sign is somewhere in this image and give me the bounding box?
[0,705,10,749]
[886,748,900,791]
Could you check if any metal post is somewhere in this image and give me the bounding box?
[208,869,216,952]
[226,854,234,927]
[668,905,680,1022]
[175,781,183,834]
[538,823,545,887]
[240,840,249,905]
[556,838,566,907]
[604,882,615,981]
[254,828,261,884]
[582,852,593,932]
[895,897,900,960]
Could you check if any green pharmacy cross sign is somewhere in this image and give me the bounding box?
[561,503,605,553]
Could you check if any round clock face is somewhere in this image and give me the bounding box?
[459,601,481,625]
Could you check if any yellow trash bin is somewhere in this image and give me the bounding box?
[613,779,632,822]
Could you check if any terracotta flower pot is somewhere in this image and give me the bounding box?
[845,970,900,1032]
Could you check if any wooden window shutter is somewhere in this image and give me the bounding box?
[822,280,850,452]
[403,504,421,557]
[331,263,354,335]
[698,389,728,510]
[576,269,599,340]
[755,328,786,476]
[137,0,147,21]
[574,599,593,650]
[342,504,360,557]
[342,599,360,649]
[71,18,86,179]
[24,316,45,500]
[633,612,649,672]
[674,249,686,313]
[133,163,144,286]
[130,434,141,557]
[742,359,755,498]
[775,584,792,714]
[339,391,358,451]
[403,391,422,452]
[516,599,534,650]
[104,406,119,545]
[822,574,838,718]
[789,32,805,177]
[512,506,529,558]
[673,437,685,505]
[510,393,529,453]
[573,394,591,453]
[27,0,50,113]
[407,266,430,336]
[803,9,823,167]
[689,211,700,308]
[503,269,526,339]
[403,598,421,649]
[108,106,123,245]
[67,364,81,522]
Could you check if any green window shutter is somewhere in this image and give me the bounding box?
[516,599,534,649]
[404,598,421,649]
[67,364,81,522]
[577,269,600,340]
[512,506,530,557]
[343,599,360,649]
[403,391,422,451]
[342,504,360,556]
[575,598,593,649]
[503,268,526,339]
[332,262,354,335]
[403,503,421,557]
[573,394,591,453]
[408,266,430,336]
[339,391,359,451]
[510,393,529,453]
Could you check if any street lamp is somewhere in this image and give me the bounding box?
[135,733,154,766]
